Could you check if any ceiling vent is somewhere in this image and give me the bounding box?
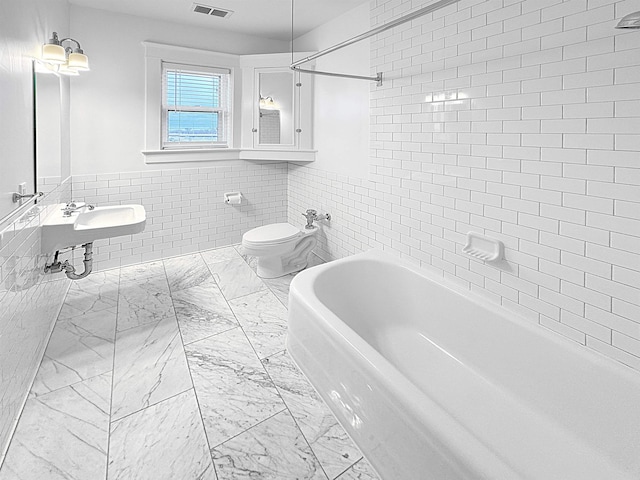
[192,3,233,19]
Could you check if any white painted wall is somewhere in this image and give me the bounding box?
[293,2,371,179]
[69,6,290,175]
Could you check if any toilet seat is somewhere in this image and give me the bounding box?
[242,222,301,246]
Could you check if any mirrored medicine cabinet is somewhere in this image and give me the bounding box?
[240,52,314,152]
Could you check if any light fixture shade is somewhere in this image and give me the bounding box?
[58,64,80,76]
[42,43,66,64]
[67,52,90,71]
[616,11,640,28]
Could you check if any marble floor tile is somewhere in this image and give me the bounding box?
[0,372,111,480]
[201,246,242,265]
[186,327,285,447]
[335,459,381,480]
[211,410,327,480]
[111,316,192,421]
[229,289,289,359]
[31,307,117,397]
[233,244,257,271]
[263,351,362,479]
[246,252,325,307]
[117,262,175,331]
[262,274,295,307]
[206,257,266,301]
[108,389,215,480]
[0,247,355,480]
[173,278,239,345]
[163,253,212,293]
[58,269,120,320]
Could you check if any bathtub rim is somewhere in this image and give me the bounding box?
[288,248,640,479]
[292,248,640,383]
[288,250,530,478]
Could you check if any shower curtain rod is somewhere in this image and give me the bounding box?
[290,0,459,86]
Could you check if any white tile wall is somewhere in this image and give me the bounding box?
[289,0,640,371]
[0,180,72,464]
[72,163,288,271]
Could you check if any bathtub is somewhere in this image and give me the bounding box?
[286,249,640,480]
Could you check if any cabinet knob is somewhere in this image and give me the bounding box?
[296,129,302,133]
[252,128,258,133]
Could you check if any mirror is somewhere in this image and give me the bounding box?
[35,68,63,188]
[257,69,295,147]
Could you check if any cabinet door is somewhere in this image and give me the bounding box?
[254,67,296,149]
[295,69,313,150]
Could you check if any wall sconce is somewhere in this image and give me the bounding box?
[41,32,90,75]
[259,96,278,110]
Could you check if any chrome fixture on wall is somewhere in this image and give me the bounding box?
[302,209,331,229]
[40,32,90,76]
[616,11,640,28]
[12,191,43,203]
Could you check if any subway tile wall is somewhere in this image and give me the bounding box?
[0,179,72,464]
[72,162,288,271]
[289,0,640,371]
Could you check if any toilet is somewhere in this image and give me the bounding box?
[242,222,318,278]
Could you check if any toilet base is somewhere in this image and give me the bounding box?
[243,224,318,279]
[256,255,308,279]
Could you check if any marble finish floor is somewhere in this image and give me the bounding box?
[0,246,380,480]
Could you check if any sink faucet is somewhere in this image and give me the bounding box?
[62,202,95,217]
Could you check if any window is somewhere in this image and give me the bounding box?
[161,62,231,149]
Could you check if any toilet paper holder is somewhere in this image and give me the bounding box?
[224,192,243,205]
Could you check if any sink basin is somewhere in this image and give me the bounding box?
[42,203,146,253]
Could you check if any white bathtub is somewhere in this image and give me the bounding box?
[287,249,640,480]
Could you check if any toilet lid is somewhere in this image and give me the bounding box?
[243,223,301,245]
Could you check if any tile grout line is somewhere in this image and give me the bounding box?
[230,250,334,480]
[104,267,121,480]
[199,248,326,473]
[167,253,219,478]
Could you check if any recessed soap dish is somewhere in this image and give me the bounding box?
[463,232,504,262]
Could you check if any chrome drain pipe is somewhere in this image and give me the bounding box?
[44,242,94,280]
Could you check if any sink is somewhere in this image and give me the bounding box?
[42,203,146,253]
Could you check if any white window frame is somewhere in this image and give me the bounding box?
[161,62,231,149]
[143,42,240,161]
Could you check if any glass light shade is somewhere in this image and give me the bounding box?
[42,43,66,64]
[58,64,80,76]
[259,96,277,110]
[616,11,640,28]
[67,52,90,71]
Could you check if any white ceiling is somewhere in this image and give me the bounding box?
[68,0,370,41]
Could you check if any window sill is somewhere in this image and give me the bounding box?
[142,148,316,164]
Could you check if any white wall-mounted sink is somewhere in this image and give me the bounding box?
[42,203,146,253]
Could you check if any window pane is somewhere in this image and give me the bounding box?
[166,71,220,109]
[161,62,230,148]
[167,111,219,142]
